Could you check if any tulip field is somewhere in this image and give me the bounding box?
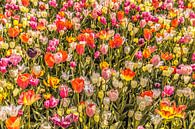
[0,0,195,129]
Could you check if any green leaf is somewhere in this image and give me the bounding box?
[110,121,122,129]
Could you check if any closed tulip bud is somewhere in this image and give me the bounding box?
[103,97,110,105]
[124,46,130,54]
[107,89,119,102]
[134,111,142,121]
[173,74,180,80]
[128,110,134,117]
[131,80,138,88]
[94,114,100,123]
[151,115,162,125]
[140,78,148,87]
[9,69,18,78]
[59,85,69,98]
[86,103,96,117]
[138,102,146,111]
[57,108,64,116]
[98,90,104,99]
[13,88,20,97]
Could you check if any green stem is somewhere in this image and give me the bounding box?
[28,106,31,128]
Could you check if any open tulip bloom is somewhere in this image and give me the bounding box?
[0,0,195,129]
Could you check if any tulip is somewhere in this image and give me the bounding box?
[108,89,119,101]
[71,77,84,93]
[162,85,174,97]
[59,85,69,98]
[94,51,100,59]
[32,65,42,76]
[76,44,85,55]
[86,103,96,117]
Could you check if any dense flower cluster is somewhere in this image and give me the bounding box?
[0,0,194,128]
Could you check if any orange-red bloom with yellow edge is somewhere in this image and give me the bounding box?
[121,68,136,81]
[18,90,40,106]
[155,100,186,119]
[6,117,20,129]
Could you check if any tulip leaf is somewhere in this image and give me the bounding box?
[110,121,122,129]
[186,103,195,111]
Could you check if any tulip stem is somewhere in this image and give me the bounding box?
[28,106,31,128]
[77,93,80,104]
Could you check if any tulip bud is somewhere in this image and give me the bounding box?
[86,103,96,117]
[134,111,142,121]
[131,80,138,88]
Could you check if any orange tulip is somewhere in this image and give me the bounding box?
[8,27,20,38]
[0,36,3,41]
[117,11,124,21]
[143,29,152,41]
[21,0,30,7]
[44,52,55,68]
[140,90,153,97]
[192,73,195,80]
[20,33,29,43]
[121,68,136,81]
[71,78,84,93]
[143,48,151,58]
[17,73,31,89]
[161,52,173,61]
[56,20,65,31]
[6,117,20,129]
[64,20,73,29]
[58,50,68,62]
[171,18,179,28]
[109,34,123,48]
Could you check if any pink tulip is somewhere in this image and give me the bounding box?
[9,54,22,66]
[101,68,112,80]
[108,89,119,101]
[49,96,59,108]
[100,44,108,55]
[150,55,160,66]
[137,125,145,129]
[44,100,50,109]
[59,85,69,98]
[94,51,100,59]
[29,77,39,86]
[192,53,195,61]
[70,61,77,68]
[140,19,146,28]
[135,51,143,60]
[54,52,63,64]
[176,65,192,75]
[162,85,174,97]
[44,96,59,108]
[0,66,7,74]
[86,103,96,117]
[100,16,107,25]
[49,0,57,8]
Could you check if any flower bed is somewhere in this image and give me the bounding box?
[0,0,195,129]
